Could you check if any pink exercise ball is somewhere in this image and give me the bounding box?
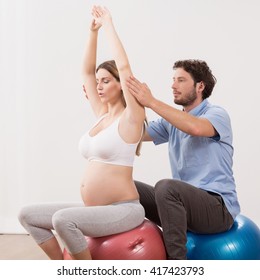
[63,220,166,260]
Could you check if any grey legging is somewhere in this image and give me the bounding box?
[18,200,145,255]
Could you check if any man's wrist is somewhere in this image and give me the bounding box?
[148,98,158,110]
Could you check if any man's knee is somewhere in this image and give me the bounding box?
[154,179,183,199]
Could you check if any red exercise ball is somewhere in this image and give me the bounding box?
[63,219,166,260]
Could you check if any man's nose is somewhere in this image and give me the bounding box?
[171,81,177,90]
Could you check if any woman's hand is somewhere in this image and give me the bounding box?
[90,18,101,32]
[91,5,112,26]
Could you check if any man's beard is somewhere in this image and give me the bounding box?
[174,88,197,107]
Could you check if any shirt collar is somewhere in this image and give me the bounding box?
[188,99,209,116]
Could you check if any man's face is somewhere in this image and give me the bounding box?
[171,68,200,108]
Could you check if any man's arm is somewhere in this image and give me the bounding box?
[127,76,216,137]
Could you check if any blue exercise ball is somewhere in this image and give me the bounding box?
[186,214,260,260]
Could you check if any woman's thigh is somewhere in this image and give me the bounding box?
[55,201,145,237]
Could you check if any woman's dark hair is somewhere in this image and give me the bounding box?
[173,59,217,99]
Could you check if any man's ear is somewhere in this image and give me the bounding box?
[198,81,205,92]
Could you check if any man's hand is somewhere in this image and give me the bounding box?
[126,76,155,108]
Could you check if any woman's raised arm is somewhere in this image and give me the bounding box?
[82,19,107,117]
[92,6,145,124]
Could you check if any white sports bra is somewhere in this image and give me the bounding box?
[78,114,141,167]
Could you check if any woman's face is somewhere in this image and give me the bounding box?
[96,68,122,104]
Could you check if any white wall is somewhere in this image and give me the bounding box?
[1,0,259,233]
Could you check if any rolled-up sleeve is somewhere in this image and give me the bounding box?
[147,118,170,145]
[202,106,232,143]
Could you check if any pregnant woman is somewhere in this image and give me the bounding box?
[18,6,146,260]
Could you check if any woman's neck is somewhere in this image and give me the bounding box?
[106,102,125,118]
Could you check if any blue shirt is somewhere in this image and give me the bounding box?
[147,99,240,220]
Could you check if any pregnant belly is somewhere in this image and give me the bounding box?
[80,162,138,206]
